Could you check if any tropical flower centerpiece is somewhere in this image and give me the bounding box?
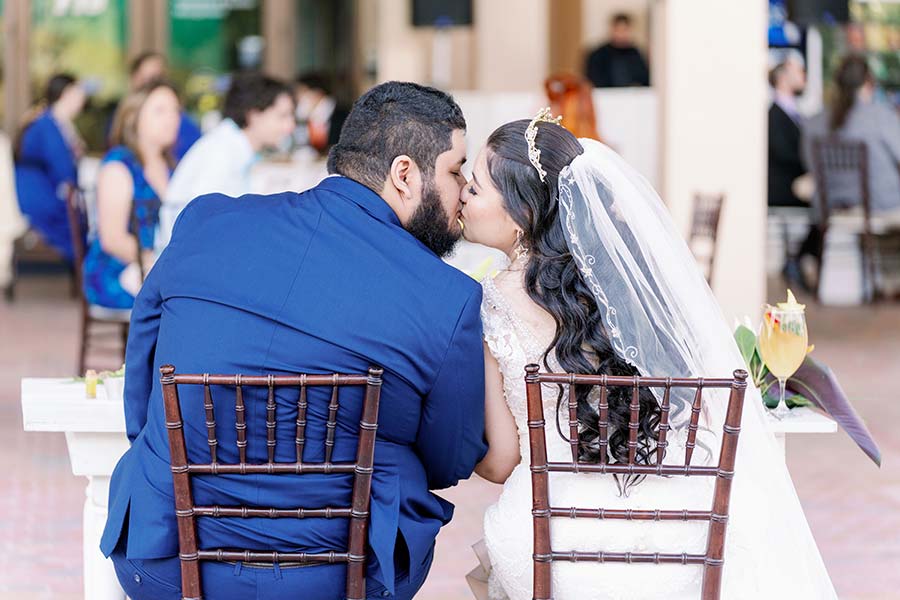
[734,294,881,466]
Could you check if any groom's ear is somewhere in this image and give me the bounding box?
[388,154,420,207]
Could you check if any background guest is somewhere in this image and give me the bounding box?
[768,53,817,289]
[768,53,808,207]
[584,13,650,88]
[157,73,295,248]
[84,81,181,309]
[119,51,201,161]
[803,55,900,219]
[13,74,86,262]
[293,72,349,153]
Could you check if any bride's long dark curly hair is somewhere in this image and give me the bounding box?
[486,120,661,486]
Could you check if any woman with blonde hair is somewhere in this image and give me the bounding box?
[83,80,180,308]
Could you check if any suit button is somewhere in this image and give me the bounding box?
[381,591,390,597]
[133,573,142,584]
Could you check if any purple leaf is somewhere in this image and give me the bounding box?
[784,356,881,466]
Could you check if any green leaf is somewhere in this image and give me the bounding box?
[733,325,757,367]
[787,394,812,408]
[761,389,812,409]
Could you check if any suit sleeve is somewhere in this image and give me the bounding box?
[25,119,77,191]
[415,287,488,490]
[45,125,78,189]
[122,249,167,442]
[121,200,198,441]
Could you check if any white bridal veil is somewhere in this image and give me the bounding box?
[557,139,836,597]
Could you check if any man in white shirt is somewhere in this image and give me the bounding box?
[157,73,295,249]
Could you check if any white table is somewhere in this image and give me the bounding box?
[766,405,838,457]
[20,378,837,598]
[21,378,129,600]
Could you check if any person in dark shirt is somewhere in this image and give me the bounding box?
[768,54,807,207]
[768,53,816,290]
[585,13,650,88]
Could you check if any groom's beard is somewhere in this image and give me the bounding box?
[405,179,460,257]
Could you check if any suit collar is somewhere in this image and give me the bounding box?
[316,175,401,227]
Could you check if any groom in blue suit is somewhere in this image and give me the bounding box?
[101,82,486,599]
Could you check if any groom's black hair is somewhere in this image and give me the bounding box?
[327,81,466,193]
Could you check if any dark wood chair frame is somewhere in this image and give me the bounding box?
[689,193,725,287]
[160,365,384,600]
[65,187,148,374]
[810,137,879,303]
[525,365,748,600]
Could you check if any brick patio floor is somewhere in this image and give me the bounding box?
[1,274,897,599]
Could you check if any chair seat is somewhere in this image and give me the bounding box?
[88,304,132,322]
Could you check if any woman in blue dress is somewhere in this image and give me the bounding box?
[83,80,181,309]
[13,73,86,261]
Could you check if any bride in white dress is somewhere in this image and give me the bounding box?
[458,111,837,599]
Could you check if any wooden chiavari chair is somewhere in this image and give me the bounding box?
[689,193,725,286]
[525,365,748,600]
[160,365,383,600]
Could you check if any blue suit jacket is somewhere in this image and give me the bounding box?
[100,176,487,594]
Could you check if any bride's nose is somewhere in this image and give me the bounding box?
[459,182,471,204]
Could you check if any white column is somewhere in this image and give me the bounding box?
[474,0,549,92]
[655,0,768,322]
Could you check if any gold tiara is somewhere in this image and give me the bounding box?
[525,107,563,182]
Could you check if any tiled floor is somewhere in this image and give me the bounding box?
[1,274,898,599]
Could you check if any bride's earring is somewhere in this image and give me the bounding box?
[513,230,529,263]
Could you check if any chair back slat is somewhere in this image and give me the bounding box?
[202,378,218,464]
[627,378,640,464]
[525,364,553,600]
[552,551,706,565]
[325,376,340,464]
[701,374,747,598]
[597,382,609,465]
[63,188,88,281]
[346,367,384,599]
[810,137,880,302]
[525,365,748,600]
[295,377,308,462]
[810,137,871,224]
[684,383,704,467]
[193,506,351,519]
[160,364,383,600]
[567,377,579,464]
[266,376,276,463]
[160,366,202,600]
[235,378,247,465]
[656,384,672,465]
[689,193,725,285]
[549,507,711,521]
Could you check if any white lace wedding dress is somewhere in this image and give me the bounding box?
[478,277,799,600]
